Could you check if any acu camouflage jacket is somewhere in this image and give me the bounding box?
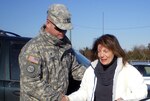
[19,27,86,101]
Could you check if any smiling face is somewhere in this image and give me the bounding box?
[97,44,114,65]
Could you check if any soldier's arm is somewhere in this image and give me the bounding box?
[70,54,86,81]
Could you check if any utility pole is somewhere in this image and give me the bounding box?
[102,12,104,35]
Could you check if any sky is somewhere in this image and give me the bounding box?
[0,0,150,51]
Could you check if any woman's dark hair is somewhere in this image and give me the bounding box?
[91,34,127,65]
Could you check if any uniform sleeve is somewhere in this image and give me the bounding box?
[70,53,86,81]
[19,51,62,101]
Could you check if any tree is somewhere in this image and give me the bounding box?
[80,44,150,61]
[148,43,150,50]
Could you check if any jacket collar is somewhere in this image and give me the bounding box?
[39,25,71,49]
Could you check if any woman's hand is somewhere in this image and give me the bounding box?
[61,95,69,101]
[115,98,124,101]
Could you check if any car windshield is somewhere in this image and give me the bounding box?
[133,65,150,76]
[73,49,91,68]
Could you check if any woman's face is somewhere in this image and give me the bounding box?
[98,44,114,65]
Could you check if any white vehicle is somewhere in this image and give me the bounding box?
[130,61,150,100]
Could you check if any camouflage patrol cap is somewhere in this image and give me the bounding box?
[47,4,73,30]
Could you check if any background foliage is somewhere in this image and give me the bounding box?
[79,43,150,61]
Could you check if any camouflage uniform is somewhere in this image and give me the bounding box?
[19,4,85,101]
[19,26,85,101]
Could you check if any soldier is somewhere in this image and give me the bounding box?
[19,4,86,101]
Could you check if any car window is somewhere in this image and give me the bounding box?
[73,49,91,68]
[0,40,1,62]
[145,66,150,76]
[0,40,2,79]
[0,41,1,56]
[135,65,150,76]
[9,40,25,80]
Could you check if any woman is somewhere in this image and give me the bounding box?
[63,34,147,101]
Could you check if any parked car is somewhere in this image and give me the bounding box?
[130,61,150,100]
[0,30,91,101]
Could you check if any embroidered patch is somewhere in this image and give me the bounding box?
[27,66,35,73]
[28,55,39,64]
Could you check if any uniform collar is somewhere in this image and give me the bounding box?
[39,25,71,49]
